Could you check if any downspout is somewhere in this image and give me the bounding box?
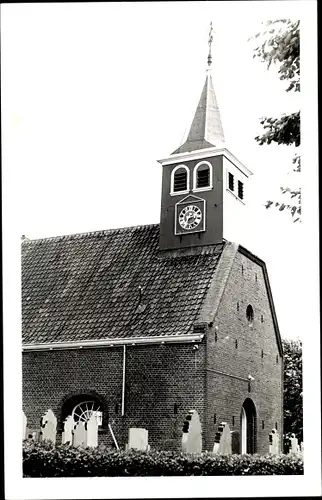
[121,344,126,416]
[108,344,126,450]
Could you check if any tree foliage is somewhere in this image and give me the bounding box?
[256,112,300,147]
[250,19,300,221]
[282,338,303,442]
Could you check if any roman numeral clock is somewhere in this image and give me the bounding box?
[175,195,206,235]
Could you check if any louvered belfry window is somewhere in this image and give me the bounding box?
[238,180,244,200]
[173,168,188,192]
[196,165,210,188]
[228,172,234,191]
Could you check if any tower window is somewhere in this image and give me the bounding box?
[235,339,238,349]
[261,349,264,358]
[174,170,187,192]
[174,403,178,415]
[171,165,189,194]
[197,167,210,188]
[193,161,212,191]
[246,305,254,324]
[228,172,234,191]
[238,180,244,200]
[262,420,265,430]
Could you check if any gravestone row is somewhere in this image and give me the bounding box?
[23,410,300,454]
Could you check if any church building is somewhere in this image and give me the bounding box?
[22,28,283,454]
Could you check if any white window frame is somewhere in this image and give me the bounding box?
[170,164,190,196]
[193,161,213,192]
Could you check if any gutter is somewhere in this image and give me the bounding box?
[22,333,204,351]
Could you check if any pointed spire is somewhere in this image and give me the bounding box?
[172,23,225,155]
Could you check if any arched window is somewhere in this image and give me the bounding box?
[62,394,104,427]
[72,400,102,425]
[170,165,189,195]
[193,161,212,191]
[246,305,254,325]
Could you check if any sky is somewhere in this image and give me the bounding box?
[1,1,320,498]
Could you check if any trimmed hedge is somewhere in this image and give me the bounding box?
[23,440,303,477]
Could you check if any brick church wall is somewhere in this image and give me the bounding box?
[22,342,206,450]
[22,250,282,454]
[204,251,283,454]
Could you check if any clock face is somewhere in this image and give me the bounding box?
[179,205,202,230]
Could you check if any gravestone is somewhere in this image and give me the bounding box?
[289,433,300,455]
[181,410,202,453]
[85,414,98,448]
[300,441,304,453]
[22,412,27,440]
[127,428,149,451]
[230,430,240,454]
[62,415,74,445]
[39,409,57,444]
[269,429,280,454]
[73,421,87,447]
[213,422,232,455]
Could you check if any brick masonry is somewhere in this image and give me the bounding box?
[22,250,282,453]
[22,343,206,451]
[204,250,283,454]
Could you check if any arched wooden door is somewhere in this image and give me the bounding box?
[240,398,257,454]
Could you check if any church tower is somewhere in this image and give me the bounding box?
[158,24,253,251]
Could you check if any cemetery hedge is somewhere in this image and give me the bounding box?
[23,440,303,477]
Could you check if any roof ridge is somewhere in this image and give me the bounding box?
[21,223,160,245]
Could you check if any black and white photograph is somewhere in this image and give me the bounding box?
[1,1,320,498]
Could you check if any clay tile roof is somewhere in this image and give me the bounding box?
[22,224,225,344]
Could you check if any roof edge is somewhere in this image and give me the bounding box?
[196,241,239,325]
[21,223,159,245]
[238,245,283,356]
[22,333,205,351]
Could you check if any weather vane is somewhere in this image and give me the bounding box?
[207,21,214,67]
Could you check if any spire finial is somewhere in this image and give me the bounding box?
[207,21,214,67]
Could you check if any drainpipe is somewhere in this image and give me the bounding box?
[121,345,126,416]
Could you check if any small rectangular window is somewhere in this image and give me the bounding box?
[238,180,244,200]
[228,172,234,191]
